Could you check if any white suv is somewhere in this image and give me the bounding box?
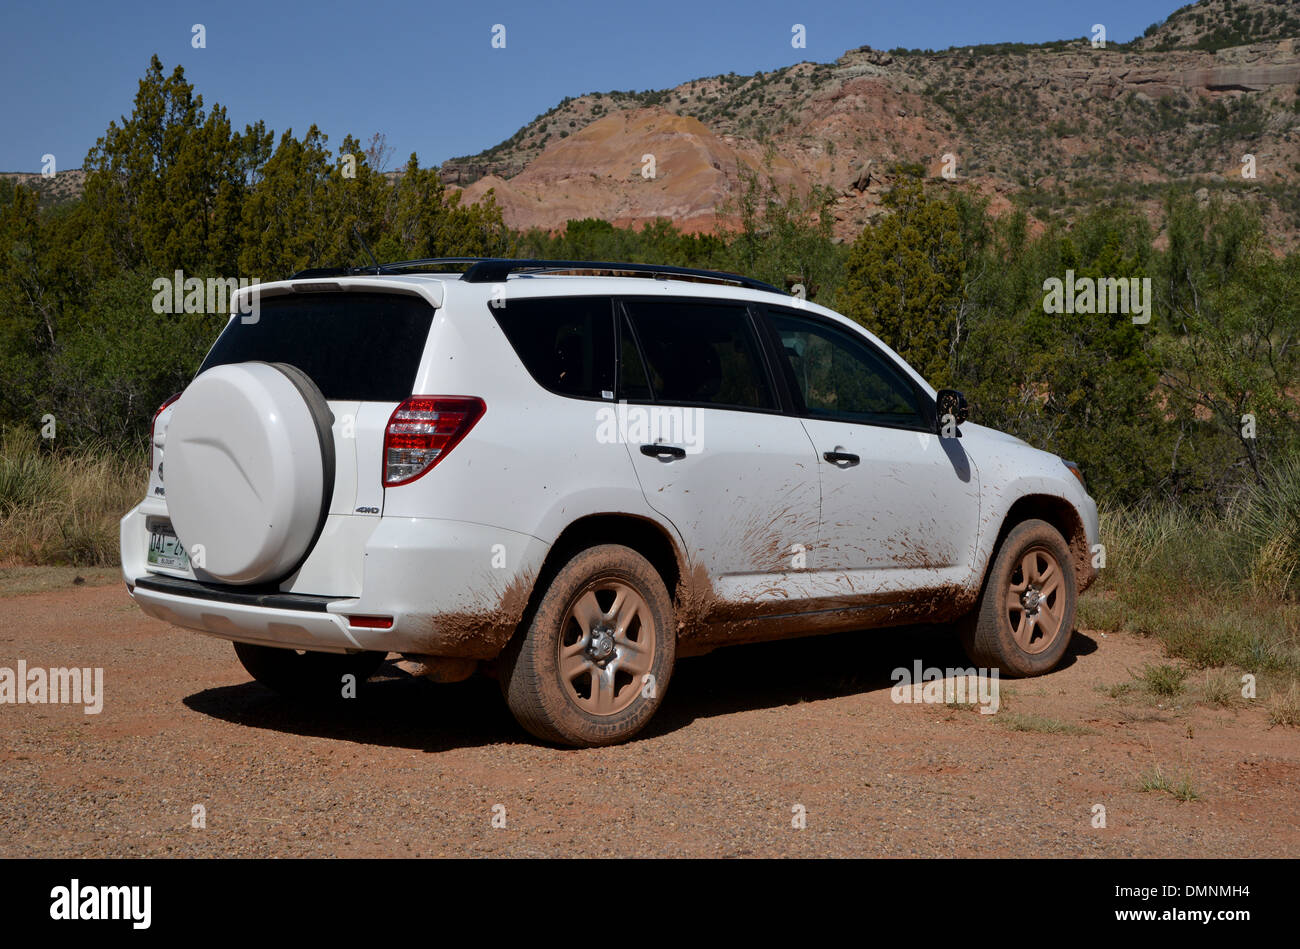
[121,258,1099,746]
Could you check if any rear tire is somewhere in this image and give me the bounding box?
[233,642,386,701]
[499,544,675,747]
[959,519,1076,677]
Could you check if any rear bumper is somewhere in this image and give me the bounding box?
[128,576,374,653]
[121,502,549,657]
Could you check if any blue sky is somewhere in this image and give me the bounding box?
[2,0,1189,172]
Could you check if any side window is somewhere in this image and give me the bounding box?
[768,309,924,427]
[622,300,774,410]
[491,296,615,399]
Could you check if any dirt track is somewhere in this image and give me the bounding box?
[1,580,1296,857]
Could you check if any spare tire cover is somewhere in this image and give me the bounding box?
[165,361,335,585]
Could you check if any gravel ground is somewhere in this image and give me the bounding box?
[0,581,1296,857]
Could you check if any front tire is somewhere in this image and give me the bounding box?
[233,642,387,701]
[960,519,1077,677]
[499,544,675,746]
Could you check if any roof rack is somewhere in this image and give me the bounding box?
[459,258,782,293]
[374,257,493,274]
[288,257,785,295]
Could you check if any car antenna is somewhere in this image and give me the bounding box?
[352,224,382,275]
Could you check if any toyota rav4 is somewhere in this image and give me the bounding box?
[121,258,1099,746]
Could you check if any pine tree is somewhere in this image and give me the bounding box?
[840,177,965,386]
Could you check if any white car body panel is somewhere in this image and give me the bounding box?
[629,406,822,603]
[799,420,983,592]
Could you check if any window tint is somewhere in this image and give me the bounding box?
[623,300,774,409]
[491,296,615,399]
[199,292,434,402]
[769,310,923,427]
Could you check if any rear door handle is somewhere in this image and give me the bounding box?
[823,449,860,467]
[641,443,687,460]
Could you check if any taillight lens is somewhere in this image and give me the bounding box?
[150,392,182,473]
[383,396,486,486]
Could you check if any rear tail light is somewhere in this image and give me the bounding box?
[383,396,486,486]
[150,392,182,473]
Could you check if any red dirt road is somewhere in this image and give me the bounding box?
[1,582,1296,857]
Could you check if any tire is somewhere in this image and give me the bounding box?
[959,518,1077,677]
[499,544,675,746]
[233,642,387,702]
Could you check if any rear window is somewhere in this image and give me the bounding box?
[199,292,434,401]
[490,296,616,400]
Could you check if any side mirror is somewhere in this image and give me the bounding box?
[936,389,968,437]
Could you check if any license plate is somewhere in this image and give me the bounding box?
[147,525,190,571]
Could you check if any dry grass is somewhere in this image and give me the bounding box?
[1086,479,1300,726]
[0,427,144,567]
[1268,682,1300,727]
[1199,668,1245,709]
[1137,765,1201,802]
[997,713,1094,736]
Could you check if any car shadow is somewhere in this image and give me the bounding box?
[183,627,1099,751]
[646,626,1096,739]
[183,665,522,753]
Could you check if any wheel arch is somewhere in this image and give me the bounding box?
[503,513,685,650]
[989,494,1095,593]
